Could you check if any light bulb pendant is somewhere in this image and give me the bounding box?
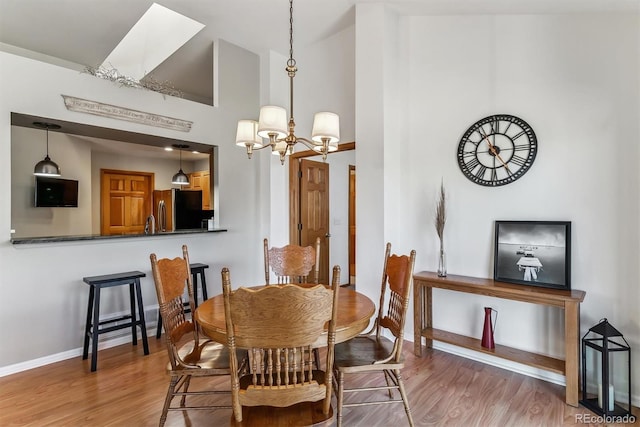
[33,122,61,176]
[171,144,190,185]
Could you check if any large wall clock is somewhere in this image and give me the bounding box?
[457,114,537,186]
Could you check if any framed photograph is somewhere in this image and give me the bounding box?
[494,220,571,290]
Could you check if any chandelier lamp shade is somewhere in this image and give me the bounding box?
[33,122,61,177]
[171,144,190,186]
[235,120,263,158]
[235,0,340,164]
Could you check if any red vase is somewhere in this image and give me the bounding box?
[481,307,497,349]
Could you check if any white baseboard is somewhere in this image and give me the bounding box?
[430,341,566,385]
[428,341,640,407]
[1,303,165,378]
[0,325,160,378]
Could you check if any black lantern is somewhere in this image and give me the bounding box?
[580,318,631,417]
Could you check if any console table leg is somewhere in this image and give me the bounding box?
[414,282,422,357]
[565,301,580,406]
[425,287,432,349]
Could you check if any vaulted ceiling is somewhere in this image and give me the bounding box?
[1,0,635,105]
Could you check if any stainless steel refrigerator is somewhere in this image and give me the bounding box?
[153,189,203,231]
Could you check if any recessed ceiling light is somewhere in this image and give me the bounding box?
[164,147,173,151]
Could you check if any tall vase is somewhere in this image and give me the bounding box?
[437,244,447,277]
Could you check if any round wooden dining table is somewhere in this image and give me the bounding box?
[194,285,376,348]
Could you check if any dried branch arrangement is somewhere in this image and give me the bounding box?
[435,180,446,245]
[84,65,183,98]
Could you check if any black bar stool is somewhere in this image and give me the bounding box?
[82,271,149,372]
[156,263,209,338]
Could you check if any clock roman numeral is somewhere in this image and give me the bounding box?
[514,144,530,152]
[512,130,526,140]
[465,157,480,171]
[463,150,476,157]
[491,169,498,182]
[489,118,499,134]
[461,135,480,146]
[511,155,528,167]
[502,121,512,134]
[475,165,487,180]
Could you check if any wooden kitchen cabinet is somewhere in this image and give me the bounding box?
[187,171,211,210]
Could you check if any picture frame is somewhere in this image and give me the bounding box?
[494,220,571,290]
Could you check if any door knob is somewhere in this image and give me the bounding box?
[325,233,331,238]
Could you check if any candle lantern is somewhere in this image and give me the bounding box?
[580,318,631,417]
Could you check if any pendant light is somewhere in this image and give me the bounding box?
[171,144,190,185]
[33,122,61,176]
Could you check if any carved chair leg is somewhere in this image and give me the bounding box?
[336,370,345,427]
[383,369,394,398]
[160,376,179,427]
[180,375,192,407]
[394,369,414,427]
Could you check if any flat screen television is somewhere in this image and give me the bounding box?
[35,176,79,207]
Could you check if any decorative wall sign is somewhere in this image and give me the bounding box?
[494,220,571,290]
[61,95,192,132]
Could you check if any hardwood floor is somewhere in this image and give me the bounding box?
[0,338,637,426]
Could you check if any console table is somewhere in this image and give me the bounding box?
[413,271,586,406]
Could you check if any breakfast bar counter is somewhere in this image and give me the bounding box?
[11,228,227,245]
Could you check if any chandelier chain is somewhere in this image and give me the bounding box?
[288,0,296,68]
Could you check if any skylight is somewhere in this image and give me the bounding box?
[100,3,205,81]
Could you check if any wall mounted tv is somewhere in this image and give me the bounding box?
[35,176,79,207]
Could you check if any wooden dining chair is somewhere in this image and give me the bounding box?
[333,243,417,427]
[150,245,235,427]
[222,265,341,423]
[263,236,323,369]
[263,237,321,285]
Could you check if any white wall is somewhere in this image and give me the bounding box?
[354,4,394,311]
[0,40,266,371]
[266,50,290,248]
[295,25,356,143]
[11,127,93,237]
[355,6,639,402]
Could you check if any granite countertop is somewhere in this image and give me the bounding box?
[11,228,227,245]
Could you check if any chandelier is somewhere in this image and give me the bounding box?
[235,0,340,164]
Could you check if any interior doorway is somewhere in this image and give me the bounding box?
[100,169,154,235]
[289,142,355,286]
[299,159,330,285]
